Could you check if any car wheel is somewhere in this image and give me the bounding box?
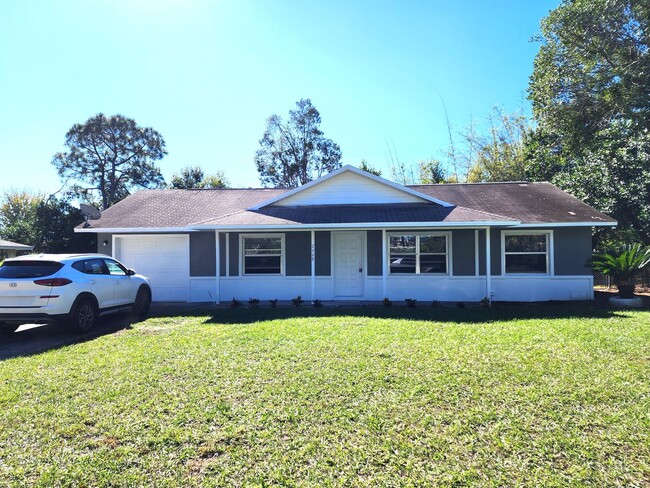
[0,322,20,334]
[132,287,151,317]
[68,298,98,333]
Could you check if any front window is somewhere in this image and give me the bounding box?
[242,235,283,275]
[389,234,448,274]
[503,232,549,274]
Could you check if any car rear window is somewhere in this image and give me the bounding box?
[0,261,64,279]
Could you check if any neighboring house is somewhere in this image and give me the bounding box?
[76,165,616,303]
[0,239,34,260]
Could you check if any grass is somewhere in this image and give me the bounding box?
[1,304,649,486]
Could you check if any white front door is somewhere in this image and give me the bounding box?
[333,232,364,298]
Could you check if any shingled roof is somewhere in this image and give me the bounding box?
[79,181,615,231]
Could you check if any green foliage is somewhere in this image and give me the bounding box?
[0,192,94,253]
[358,159,382,176]
[418,159,446,184]
[291,295,304,307]
[255,99,342,188]
[170,166,229,189]
[591,243,650,297]
[52,113,166,210]
[527,0,650,242]
[382,297,392,307]
[464,108,530,183]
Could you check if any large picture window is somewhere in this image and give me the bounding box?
[503,232,550,274]
[242,235,283,275]
[389,234,448,274]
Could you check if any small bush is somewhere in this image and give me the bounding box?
[230,298,241,308]
[431,299,440,308]
[457,302,466,308]
[405,298,417,308]
[480,297,491,308]
[269,299,278,308]
[248,298,260,308]
[313,299,323,308]
[382,297,392,307]
[291,295,304,307]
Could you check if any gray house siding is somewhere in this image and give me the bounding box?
[553,227,592,275]
[189,232,216,277]
[286,232,311,276]
[229,233,239,276]
[97,233,113,256]
[315,231,331,276]
[452,230,475,276]
[367,231,383,276]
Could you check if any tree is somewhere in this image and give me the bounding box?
[418,160,446,184]
[359,160,382,176]
[255,99,342,187]
[527,0,650,242]
[0,192,94,253]
[463,108,530,183]
[170,166,229,189]
[52,113,167,210]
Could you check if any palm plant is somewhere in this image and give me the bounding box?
[591,244,650,298]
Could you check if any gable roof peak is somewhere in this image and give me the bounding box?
[249,164,454,209]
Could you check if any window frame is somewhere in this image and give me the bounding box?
[387,231,451,276]
[240,233,285,276]
[501,230,553,276]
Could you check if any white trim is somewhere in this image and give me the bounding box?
[193,221,518,231]
[248,165,454,209]
[381,229,387,298]
[474,229,479,277]
[240,233,286,276]
[485,227,491,299]
[514,222,616,228]
[386,231,452,276]
[214,231,220,304]
[76,227,198,233]
[225,232,230,277]
[501,229,554,276]
[310,230,315,301]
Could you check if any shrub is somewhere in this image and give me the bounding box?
[405,298,417,308]
[313,299,323,308]
[269,299,278,308]
[480,297,491,308]
[248,298,260,308]
[291,295,304,307]
[591,243,650,298]
[430,300,440,308]
[230,298,241,308]
[382,298,392,307]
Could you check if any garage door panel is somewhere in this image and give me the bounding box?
[116,235,189,302]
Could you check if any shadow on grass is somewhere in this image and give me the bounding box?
[164,300,633,326]
[0,311,142,361]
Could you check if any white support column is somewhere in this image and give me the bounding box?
[474,229,479,277]
[225,232,230,277]
[214,231,220,304]
[485,226,491,300]
[381,229,387,298]
[311,230,316,301]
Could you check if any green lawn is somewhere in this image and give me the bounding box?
[1,305,649,486]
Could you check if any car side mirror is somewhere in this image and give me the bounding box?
[127,269,136,276]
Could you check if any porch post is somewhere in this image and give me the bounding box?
[311,230,316,301]
[485,227,491,301]
[214,231,220,304]
[225,232,230,277]
[381,229,387,298]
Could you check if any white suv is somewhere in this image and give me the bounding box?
[0,254,151,334]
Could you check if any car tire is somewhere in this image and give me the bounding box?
[132,287,151,317]
[67,297,98,333]
[0,322,20,334]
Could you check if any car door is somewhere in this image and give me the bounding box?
[73,259,115,309]
[103,259,135,306]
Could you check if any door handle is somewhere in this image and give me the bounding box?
[359,267,363,273]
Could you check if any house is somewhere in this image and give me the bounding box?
[0,239,34,260]
[76,165,616,303]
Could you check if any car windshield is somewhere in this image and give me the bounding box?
[0,261,64,279]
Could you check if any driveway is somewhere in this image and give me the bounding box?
[0,302,210,361]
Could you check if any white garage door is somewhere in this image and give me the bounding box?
[115,235,190,302]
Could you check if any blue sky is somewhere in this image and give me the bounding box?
[0,0,558,194]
